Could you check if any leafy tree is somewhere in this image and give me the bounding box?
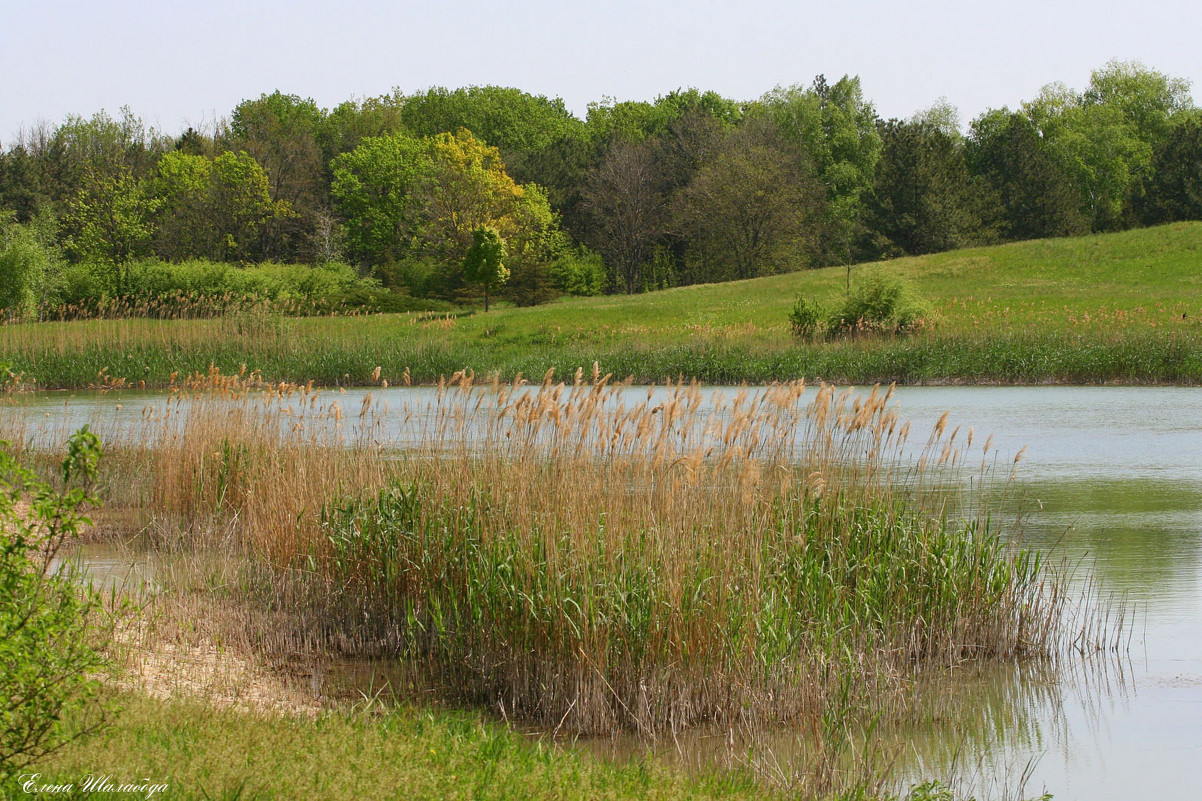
[332,128,562,303]
[1083,60,1193,147]
[64,168,159,293]
[585,98,677,145]
[149,151,213,259]
[419,129,528,263]
[400,86,583,163]
[0,146,45,223]
[1022,62,1194,230]
[761,75,883,266]
[210,151,293,261]
[152,151,291,262]
[671,120,823,280]
[49,108,163,185]
[330,132,432,266]
[0,214,47,319]
[1,427,111,778]
[319,92,406,166]
[227,92,326,260]
[463,226,508,311]
[968,111,1089,240]
[867,119,995,256]
[1140,115,1202,223]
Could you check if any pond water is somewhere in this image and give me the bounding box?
[9,384,1202,800]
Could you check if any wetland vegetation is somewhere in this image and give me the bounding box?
[1,373,1108,799]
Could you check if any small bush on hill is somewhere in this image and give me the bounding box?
[790,272,933,340]
[788,296,826,340]
[828,271,932,336]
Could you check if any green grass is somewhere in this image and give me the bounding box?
[2,692,770,801]
[6,222,1202,388]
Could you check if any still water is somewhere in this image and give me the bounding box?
[10,385,1202,799]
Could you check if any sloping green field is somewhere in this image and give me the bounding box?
[5,222,1202,388]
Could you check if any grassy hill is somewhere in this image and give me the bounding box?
[5,222,1202,388]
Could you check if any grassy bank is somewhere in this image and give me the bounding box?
[3,223,1202,388]
[2,692,769,801]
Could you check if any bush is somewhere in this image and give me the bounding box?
[0,428,111,778]
[47,259,397,318]
[548,249,606,297]
[828,271,932,336]
[0,218,48,320]
[788,296,825,340]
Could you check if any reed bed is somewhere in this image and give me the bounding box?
[5,307,1202,390]
[42,368,1082,749]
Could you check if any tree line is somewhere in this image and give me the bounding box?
[1,59,1199,317]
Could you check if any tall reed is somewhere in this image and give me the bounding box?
[69,370,1073,741]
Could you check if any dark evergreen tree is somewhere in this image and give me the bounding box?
[969,112,1089,241]
[867,120,995,256]
[1139,116,1202,224]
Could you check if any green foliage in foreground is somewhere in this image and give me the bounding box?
[310,482,1041,733]
[0,429,110,779]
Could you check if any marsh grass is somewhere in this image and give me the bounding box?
[50,370,1081,751]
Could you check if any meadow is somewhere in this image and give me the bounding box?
[3,222,1202,390]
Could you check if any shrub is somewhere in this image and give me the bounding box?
[788,296,825,339]
[0,428,111,778]
[829,271,932,336]
[0,218,48,320]
[548,249,606,297]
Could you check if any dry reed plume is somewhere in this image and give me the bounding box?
[29,368,1074,745]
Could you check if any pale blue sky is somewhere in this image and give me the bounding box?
[3,0,1198,143]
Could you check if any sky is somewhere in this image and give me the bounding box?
[2,0,1199,144]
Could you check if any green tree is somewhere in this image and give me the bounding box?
[0,214,47,320]
[761,75,883,266]
[1083,60,1193,147]
[0,146,45,223]
[670,120,823,280]
[1,428,110,778]
[867,119,995,256]
[151,150,291,262]
[463,226,508,311]
[330,131,432,266]
[1022,62,1195,230]
[968,111,1089,240]
[65,168,159,293]
[150,151,214,259]
[227,92,326,260]
[1140,115,1202,223]
[400,86,583,165]
[419,129,528,263]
